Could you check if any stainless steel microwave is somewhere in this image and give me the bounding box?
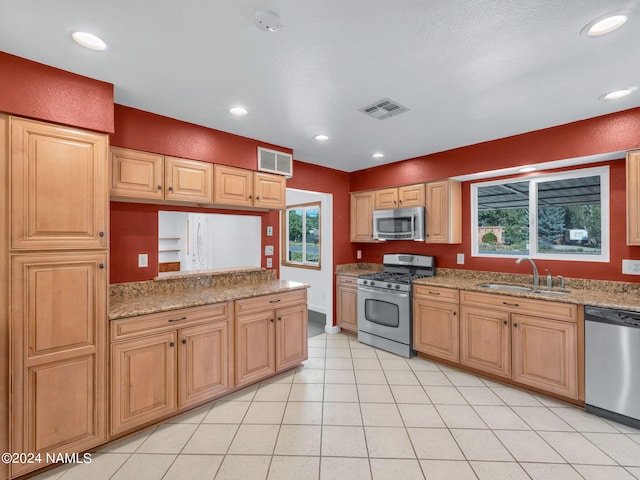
[373,206,425,241]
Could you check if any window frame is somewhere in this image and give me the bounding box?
[471,166,610,262]
[281,201,321,270]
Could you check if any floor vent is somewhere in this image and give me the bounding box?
[359,98,410,120]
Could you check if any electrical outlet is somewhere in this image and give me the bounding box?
[622,259,640,275]
[357,250,362,260]
[457,253,465,265]
[266,226,273,236]
[266,258,273,268]
[265,245,274,256]
[138,253,148,268]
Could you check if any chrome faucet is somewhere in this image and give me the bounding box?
[515,257,539,287]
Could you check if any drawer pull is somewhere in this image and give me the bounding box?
[502,301,519,307]
[269,299,281,304]
[168,316,188,323]
[428,291,441,296]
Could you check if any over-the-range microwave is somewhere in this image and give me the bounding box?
[373,206,425,241]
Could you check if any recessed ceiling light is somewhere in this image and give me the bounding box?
[313,134,329,141]
[584,14,628,37]
[372,152,384,159]
[519,166,537,173]
[71,31,108,51]
[600,89,633,101]
[229,106,249,116]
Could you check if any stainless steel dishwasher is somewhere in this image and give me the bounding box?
[585,306,640,429]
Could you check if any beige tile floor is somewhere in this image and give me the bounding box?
[32,332,640,480]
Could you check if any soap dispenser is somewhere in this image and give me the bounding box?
[545,269,552,288]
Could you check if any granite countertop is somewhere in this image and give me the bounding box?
[413,271,640,313]
[109,269,309,320]
[336,262,383,277]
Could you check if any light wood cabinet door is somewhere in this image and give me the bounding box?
[275,303,308,371]
[111,332,177,435]
[10,117,108,250]
[165,156,213,203]
[374,188,398,209]
[425,179,461,244]
[235,311,276,386]
[413,298,459,363]
[627,150,640,245]
[11,253,107,476]
[460,306,511,378]
[178,322,230,408]
[512,314,578,399]
[255,172,286,209]
[214,164,254,207]
[336,276,358,332]
[350,191,375,242]
[110,146,164,200]
[398,184,425,207]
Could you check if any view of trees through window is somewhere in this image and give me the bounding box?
[284,202,320,267]
[474,169,607,259]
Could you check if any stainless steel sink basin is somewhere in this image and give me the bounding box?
[477,283,570,296]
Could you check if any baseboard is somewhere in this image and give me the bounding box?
[325,325,341,334]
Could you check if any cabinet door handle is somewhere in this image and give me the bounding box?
[270,318,274,323]
[256,196,260,200]
[169,342,175,347]
[168,186,173,191]
[99,231,105,237]
[168,316,188,323]
[249,195,253,200]
[503,320,508,325]
[453,311,457,316]
[269,299,281,304]
[278,316,282,321]
[157,185,162,190]
[502,301,519,307]
[399,199,403,204]
[182,339,187,345]
[99,263,105,269]
[513,323,518,327]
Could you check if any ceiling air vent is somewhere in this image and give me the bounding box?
[257,147,293,178]
[359,98,410,120]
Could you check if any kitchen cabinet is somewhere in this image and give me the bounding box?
[235,290,307,387]
[11,117,108,250]
[413,285,459,363]
[350,191,375,242]
[336,275,358,333]
[110,147,213,204]
[627,150,640,245]
[110,303,233,435]
[425,179,461,244]
[374,183,425,209]
[213,164,286,209]
[460,291,578,399]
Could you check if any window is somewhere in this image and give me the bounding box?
[471,166,609,262]
[282,202,321,268]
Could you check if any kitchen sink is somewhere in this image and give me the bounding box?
[477,283,570,296]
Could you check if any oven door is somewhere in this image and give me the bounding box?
[357,285,410,344]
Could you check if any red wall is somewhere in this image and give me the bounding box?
[0,51,114,133]
[349,109,640,282]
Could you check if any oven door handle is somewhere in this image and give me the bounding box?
[358,285,410,298]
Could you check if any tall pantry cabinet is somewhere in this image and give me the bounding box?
[1,115,109,478]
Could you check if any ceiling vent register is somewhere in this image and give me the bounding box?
[359,98,410,120]
[257,147,293,177]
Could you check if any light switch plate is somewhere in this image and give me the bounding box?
[265,245,274,256]
[266,226,273,236]
[457,253,465,265]
[622,259,640,275]
[266,258,273,268]
[138,253,148,268]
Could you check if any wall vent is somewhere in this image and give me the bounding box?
[359,98,410,120]
[258,147,293,177]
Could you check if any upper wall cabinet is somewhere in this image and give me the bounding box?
[350,191,375,242]
[627,150,640,245]
[214,165,286,210]
[11,117,108,250]
[110,147,213,204]
[425,179,462,244]
[374,184,425,210]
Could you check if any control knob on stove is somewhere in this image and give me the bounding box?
[363,280,368,285]
[387,283,392,288]
[395,285,401,289]
[371,281,376,286]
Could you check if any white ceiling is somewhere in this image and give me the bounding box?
[1,0,639,172]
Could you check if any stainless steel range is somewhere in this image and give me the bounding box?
[357,254,435,357]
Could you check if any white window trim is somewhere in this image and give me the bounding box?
[471,166,610,262]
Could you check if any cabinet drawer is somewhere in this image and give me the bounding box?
[460,291,577,322]
[111,303,230,341]
[414,285,459,303]
[337,275,358,288]
[235,289,307,316]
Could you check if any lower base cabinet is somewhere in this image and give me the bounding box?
[236,290,308,387]
[413,286,460,363]
[336,275,358,333]
[110,303,233,435]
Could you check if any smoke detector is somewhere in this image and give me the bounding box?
[254,10,283,32]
